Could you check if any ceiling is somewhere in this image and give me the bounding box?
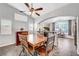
[8,3,69,18]
[40,16,76,24]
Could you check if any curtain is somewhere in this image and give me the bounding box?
[68,20,72,35]
[52,23,55,31]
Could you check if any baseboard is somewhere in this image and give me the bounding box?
[77,49,79,54]
[0,42,16,47]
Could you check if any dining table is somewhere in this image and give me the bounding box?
[27,33,47,55]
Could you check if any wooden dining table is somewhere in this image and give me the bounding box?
[27,33,46,55]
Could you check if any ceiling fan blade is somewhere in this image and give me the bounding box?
[20,11,25,12]
[35,12,40,16]
[25,3,30,8]
[35,8,43,11]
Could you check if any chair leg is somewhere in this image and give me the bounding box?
[19,49,23,56]
[34,51,38,56]
[19,47,25,56]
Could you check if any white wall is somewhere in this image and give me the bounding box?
[77,16,79,54]
[0,3,33,47]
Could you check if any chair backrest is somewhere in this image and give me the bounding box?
[46,35,55,51]
[18,34,27,41]
[18,34,28,48]
[18,34,33,56]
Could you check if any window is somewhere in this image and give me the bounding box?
[55,20,68,34]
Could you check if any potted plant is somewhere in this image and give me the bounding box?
[43,27,50,37]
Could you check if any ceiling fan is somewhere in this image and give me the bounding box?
[24,3,43,16]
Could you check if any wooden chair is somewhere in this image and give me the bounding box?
[18,34,33,56]
[35,35,55,56]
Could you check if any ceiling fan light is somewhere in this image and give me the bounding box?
[28,12,31,14]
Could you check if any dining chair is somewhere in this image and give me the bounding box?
[18,34,33,56]
[35,35,55,56]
